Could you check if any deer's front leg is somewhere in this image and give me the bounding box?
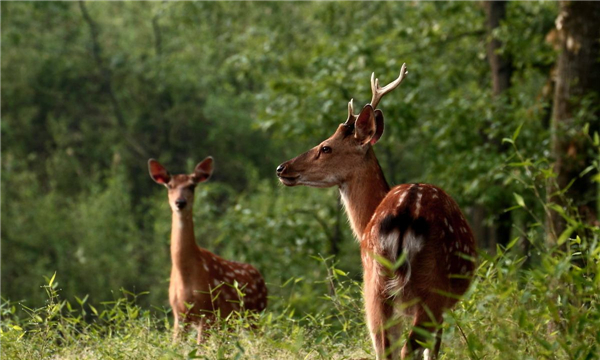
[172,313,181,343]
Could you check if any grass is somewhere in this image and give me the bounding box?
[2,241,599,360]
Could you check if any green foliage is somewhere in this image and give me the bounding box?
[2,1,600,359]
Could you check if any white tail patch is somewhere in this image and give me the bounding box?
[381,229,401,262]
[423,348,432,360]
[385,229,424,297]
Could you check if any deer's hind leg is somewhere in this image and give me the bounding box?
[401,303,444,360]
[364,268,398,359]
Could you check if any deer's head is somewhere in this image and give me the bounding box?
[276,64,408,188]
[148,157,213,213]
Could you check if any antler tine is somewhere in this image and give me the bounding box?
[344,98,358,125]
[370,63,408,109]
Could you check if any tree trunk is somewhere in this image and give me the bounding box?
[474,1,514,250]
[484,1,513,96]
[547,1,600,245]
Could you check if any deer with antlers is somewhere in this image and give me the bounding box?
[276,64,476,359]
[149,157,267,343]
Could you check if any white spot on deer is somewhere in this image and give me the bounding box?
[449,225,454,233]
[415,191,423,217]
[460,265,467,274]
[246,287,254,294]
[433,194,439,199]
[464,244,470,252]
[260,301,265,308]
[398,190,409,207]
[213,279,220,287]
[444,218,448,226]
[203,263,209,272]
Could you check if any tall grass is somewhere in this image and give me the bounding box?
[2,238,599,359]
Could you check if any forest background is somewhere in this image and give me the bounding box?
[2,2,599,359]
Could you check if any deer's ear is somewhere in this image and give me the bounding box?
[193,156,213,183]
[355,105,377,146]
[148,159,171,185]
[370,109,384,145]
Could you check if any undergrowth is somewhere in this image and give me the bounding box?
[2,241,599,359]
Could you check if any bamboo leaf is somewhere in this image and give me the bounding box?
[513,193,526,208]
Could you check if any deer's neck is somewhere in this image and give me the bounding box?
[170,212,200,271]
[339,149,390,240]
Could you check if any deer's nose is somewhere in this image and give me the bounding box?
[175,198,187,209]
[276,164,286,174]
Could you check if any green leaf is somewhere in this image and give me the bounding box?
[504,205,522,212]
[513,193,526,208]
[89,304,98,316]
[557,226,575,246]
[333,268,347,276]
[505,237,519,251]
[578,164,593,177]
[512,122,524,142]
[48,272,57,287]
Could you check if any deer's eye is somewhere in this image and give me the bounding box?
[187,185,196,191]
[321,146,332,154]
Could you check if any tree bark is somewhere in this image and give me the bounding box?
[472,1,514,251]
[547,1,600,245]
[484,1,513,97]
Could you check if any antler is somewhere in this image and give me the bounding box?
[344,98,358,126]
[370,63,408,109]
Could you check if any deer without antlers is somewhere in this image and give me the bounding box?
[149,157,267,343]
[276,64,476,359]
